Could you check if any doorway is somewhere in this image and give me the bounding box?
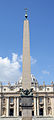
[39,108,43,116]
[9,109,14,116]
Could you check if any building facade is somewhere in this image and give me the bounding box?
[0,76,54,117]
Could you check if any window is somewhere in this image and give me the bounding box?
[32,111,34,116]
[39,108,43,116]
[4,88,6,91]
[19,111,22,116]
[32,82,34,84]
[39,97,43,102]
[47,88,49,91]
[9,109,14,116]
[10,98,13,103]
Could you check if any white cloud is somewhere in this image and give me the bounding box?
[42,70,50,75]
[12,53,18,62]
[0,53,21,83]
[0,53,37,83]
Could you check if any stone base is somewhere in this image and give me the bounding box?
[21,97,32,120]
[22,109,32,120]
[22,109,32,117]
[22,117,32,120]
[0,117,54,120]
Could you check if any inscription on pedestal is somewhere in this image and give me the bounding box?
[21,97,32,108]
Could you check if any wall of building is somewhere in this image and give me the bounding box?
[0,81,54,118]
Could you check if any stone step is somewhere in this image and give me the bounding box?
[0,117,54,120]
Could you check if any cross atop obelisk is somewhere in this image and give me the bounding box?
[22,9,31,89]
[24,8,28,19]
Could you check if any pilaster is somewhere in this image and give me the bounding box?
[44,96,46,116]
[17,97,19,116]
[37,97,39,116]
[6,97,9,117]
[0,97,2,116]
[34,97,36,116]
[51,97,54,116]
[14,97,17,117]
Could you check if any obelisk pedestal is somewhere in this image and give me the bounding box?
[22,97,32,120]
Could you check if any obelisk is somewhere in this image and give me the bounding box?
[22,9,32,120]
[22,9,31,90]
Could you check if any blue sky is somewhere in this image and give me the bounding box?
[0,0,54,84]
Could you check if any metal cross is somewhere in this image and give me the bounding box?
[24,8,28,19]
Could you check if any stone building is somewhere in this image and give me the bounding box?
[0,12,54,119]
[0,76,54,117]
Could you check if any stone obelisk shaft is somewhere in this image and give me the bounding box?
[22,19,31,89]
[22,15,32,120]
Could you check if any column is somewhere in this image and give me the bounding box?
[17,97,19,116]
[44,96,46,116]
[6,97,9,117]
[37,97,39,116]
[14,97,17,116]
[51,97,54,116]
[0,97,2,116]
[34,97,36,116]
